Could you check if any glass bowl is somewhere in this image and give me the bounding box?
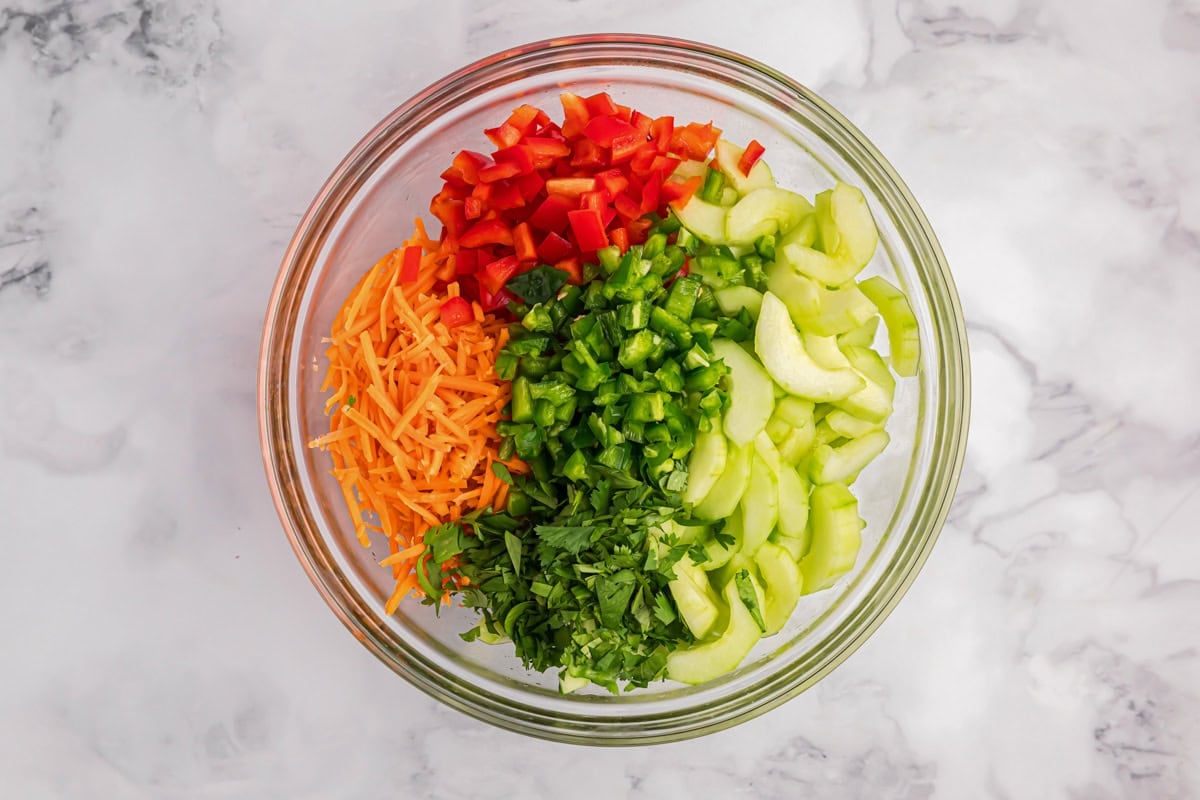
[259,34,969,745]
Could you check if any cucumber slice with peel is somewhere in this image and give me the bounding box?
[837,315,880,348]
[683,422,728,505]
[693,442,752,521]
[754,542,804,635]
[799,482,864,593]
[669,555,722,638]
[771,530,810,561]
[765,262,875,336]
[754,292,865,401]
[825,408,884,439]
[802,332,854,370]
[667,576,765,685]
[725,188,814,244]
[715,139,776,194]
[740,454,779,555]
[714,286,764,319]
[781,214,818,249]
[712,338,775,446]
[675,196,729,245]
[700,509,743,570]
[857,276,920,378]
[776,466,811,538]
[813,189,840,255]
[809,430,891,485]
[829,182,878,269]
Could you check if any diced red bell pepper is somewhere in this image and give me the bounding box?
[451,150,492,185]
[669,122,722,161]
[490,180,526,211]
[630,110,653,136]
[610,131,646,164]
[515,171,546,201]
[439,180,472,200]
[640,173,661,214]
[660,175,703,209]
[493,145,535,175]
[504,104,546,137]
[583,115,640,147]
[613,192,644,221]
[479,255,520,295]
[459,218,513,248]
[649,155,681,176]
[400,245,422,283]
[439,296,474,328]
[629,144,660,175]
[512,222,537,262]
[440,164,471,190]
[650,116,674,154]
[484,122,522,149]
[544,177,597,198]
[738,139,765,176]
[627,216,652,244]
[555,256,584,286]
[464,196,484,220]
[559,92,591,139]
[478,160,523,183]
[479,286,516,312]
[610,226,630,254]
[536,231,574,263]
[570,138,607,168]
[580,190,609,214]
[522,136,571,167]
[528,194,575,233]
[567,208,609,251]
[584,92,620,117]
[430,193,467,237]
[600,206,616,230]
[454,249,478,275]
[594,168,629,197]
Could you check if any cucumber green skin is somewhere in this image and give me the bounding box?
[764,262,875,337]
[799,482,864,594]
[675,196,729,245]
[858,275,920,378]
[825,408,883,439]
[776,422,816,466]
[715,139,776,194]
[683,426,729,505]
[755,542,804,635]
[754,292,865,402]
[669,557,722,638]
[838,316,879,348]
[771,529,811,561]
[753,431,783,475]
[809,430,891,485]
[715,286,764,319]
[740,454,779,554]
[693,443,752,521]
[667,577,765,685]
[829,182,878,269]
[712,338,775,446]
[813,189,839,254]
[776,465,811,538]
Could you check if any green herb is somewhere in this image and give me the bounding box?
[491,462,514,485]
[734,570,767,633]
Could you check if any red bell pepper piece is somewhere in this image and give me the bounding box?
[640,173,661,215]
[609,131,645,164]
[522,136,571,165]
[528,194,575,233]
[559,92,591,139]
[584,92,619,117]
[489,180,526,210]
[493,144,535,175]
[669,122,722,161]
[738,139,766,176]
[629,144,659,175]
[627,216,652,244]
[512,222,537,262]
[464,196,484,220]
[451,150,492,184]
[454,249,478,275]
[479,286,516,312]
[583,115,640,147]
[440,164,470,190]
[613,192,644,221]
[600,206,616,230]
[459,218,513,248]
[479,255,520,295]
[504,104,546,137]
[544,177,597,198]
[567,208,609,251]
[478,160,523,183]
[570,139,607,169]
[439,296,474,328]
[515,171,546,201]
[630,110,653,136]
[649,155,681,176]
[484,122,522,149]
[555,256,584,286]
[400,245,422,283]
[650,116,674,154]
[660,175,703,209]
[580,190,609,214]
[594,168,629,197]
[613,103,633,123]
[430,193,467,237]
[536,231,574,263]
[610,226,630,254]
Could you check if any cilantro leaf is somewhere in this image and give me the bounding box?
[596,569,637,629]
[507,265,569,304]
[652,592,677,625]
[535,525,597,554]
[734,569,767,633]
[426,522,470,564]
[504,531,523,576]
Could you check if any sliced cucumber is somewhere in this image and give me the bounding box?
[683,422,729,505]
[765,262,875,336]
[699,510,743,570]
[813,189,839,255]
[771,530,810,561]
[715,139,776,194]
[754,293,865,401]
[857,276,920,378]
[693,442,752,520]
[669,555,723,638]
[809,429,890,485]
[842,345,896,392]
[661,519,712,545]
[725,188,814,244]
[829,182,878,270]
[718,186,739,207]
[781,213,818,249]
[753,431,784,475]
[714,286,764,319]
[559,672,591,693]
[837,315,880,348]
[777,424,816,466]
[824,408,883,439]
[779,242,862,286]
[672,159,709,181]
[802,332,854,371]
[740,454,779,555]
[776,465,811,538]
[754,542,804,635]
[799,482,863,593]
[835,371,894,423]
[712,338,775,446]
[675,196,729,245]
[667,576,765,684]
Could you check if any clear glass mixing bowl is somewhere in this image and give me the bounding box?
[259,34,969,745]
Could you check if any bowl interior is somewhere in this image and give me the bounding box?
[266,37,966,743]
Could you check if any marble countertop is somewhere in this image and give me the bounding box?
[3,0,1198,797]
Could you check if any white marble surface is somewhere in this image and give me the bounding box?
[2,0,1198,796]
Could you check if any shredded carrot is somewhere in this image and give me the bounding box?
[309,233,523,609]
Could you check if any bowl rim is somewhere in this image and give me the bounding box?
[259,32,970,745]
